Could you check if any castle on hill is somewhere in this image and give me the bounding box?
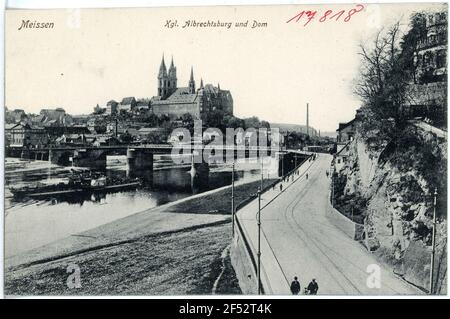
[149,55,233,120]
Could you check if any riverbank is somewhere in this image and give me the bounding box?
[5,156,273,256]
[5,178,277,295]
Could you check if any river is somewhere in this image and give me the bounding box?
[4,155,277,257]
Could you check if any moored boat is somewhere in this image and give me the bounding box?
[10,171,141,199]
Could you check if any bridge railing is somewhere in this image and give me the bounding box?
[9,144,286,152]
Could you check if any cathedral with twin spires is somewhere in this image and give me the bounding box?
[150,55,233,120]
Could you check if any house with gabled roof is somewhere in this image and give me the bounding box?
[118,97,137,112]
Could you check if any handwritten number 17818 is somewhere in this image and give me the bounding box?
[286,4,365,27]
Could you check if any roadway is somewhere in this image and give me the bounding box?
[238,154,421,295]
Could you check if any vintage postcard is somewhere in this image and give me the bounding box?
[3,2,448,297]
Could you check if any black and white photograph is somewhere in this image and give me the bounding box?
[1,1,448,299]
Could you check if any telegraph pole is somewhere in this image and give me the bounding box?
[231,162,235,237]
[257,187,262,295]
[430,187,438,294]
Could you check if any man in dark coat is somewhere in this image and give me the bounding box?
[290,276,301,295]
[307,278,319,295]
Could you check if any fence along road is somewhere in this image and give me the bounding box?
[238,153,422,295]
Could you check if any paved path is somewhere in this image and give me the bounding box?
[238,154,421,295]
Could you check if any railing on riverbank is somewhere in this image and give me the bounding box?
[233,178,279,294]
[233,212,265,294]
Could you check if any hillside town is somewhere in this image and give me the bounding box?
[6,56,260,150]
[5,56,331,155]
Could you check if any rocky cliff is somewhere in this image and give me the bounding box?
[334,122,447,294]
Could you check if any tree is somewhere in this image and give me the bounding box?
[260,120,271,129]
[119,132,133,143]
[354,22,410,136]
[144,131,169,144]
[157,114,170,124]
[285,131,307,149]
[223,115,245,129]
[141,112,159,127]
[243,116,262,129]
[94,124,107,134]
[400,12,427,84]
[202,110,225,130]
[177,113,195,134]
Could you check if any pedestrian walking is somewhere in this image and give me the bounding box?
[307,279,319,295]
[279,183,283,192]
[290,276,301,295]
[306,173,308,180]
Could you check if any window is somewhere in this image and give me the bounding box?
[437,49,446,68]
[424,52,431,65]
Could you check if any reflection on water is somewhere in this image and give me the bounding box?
[4,156,271,257]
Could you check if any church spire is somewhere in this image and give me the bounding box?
[189,66,196,93]
[158,54,167,78]
[167,55,177,94]
[158,54,169,98]
[168,56,177,78]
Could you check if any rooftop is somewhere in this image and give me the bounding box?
[151,87,198,105]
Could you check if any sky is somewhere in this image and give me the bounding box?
[4,3,445,132]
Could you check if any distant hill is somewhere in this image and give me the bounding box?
[319,131,337,138]
[270,122,318,136]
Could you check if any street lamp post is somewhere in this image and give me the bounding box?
[231,162,235,237]
[257,187,262,295]
[261,157,264,191]
[430,187,438,294]
[331,173,335,207]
